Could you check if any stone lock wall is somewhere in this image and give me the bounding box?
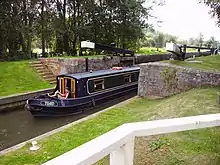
[88,56,121,71]
[39,51,211,76]
[135,51,211,64]
[138,62,220,99]
[40,56,121,75]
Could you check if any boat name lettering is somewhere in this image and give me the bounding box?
[41,101,58,107]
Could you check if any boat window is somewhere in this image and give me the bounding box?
[64,79,71,91]
[124,74,131,83]
[59,78,65,94]
[94,79,104,91]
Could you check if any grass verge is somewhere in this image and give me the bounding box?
[1,87,220,165]
[0,60,53,97]
[136,47,167,55]
[35,47,168,57]
[50,55,105,59]
[164,55,220,72]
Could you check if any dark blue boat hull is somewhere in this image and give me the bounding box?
[25,83,137,117]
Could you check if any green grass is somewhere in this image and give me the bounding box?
[33,48,105,59]
[34,47,169,57]
[165,55,220,72]
[186,48,208,52]
[136,47,167,55]
[50,55,105,59]
[186,48,197,52]
[1,87,220,165]
[133,87,220,165]
[0,60,53,97]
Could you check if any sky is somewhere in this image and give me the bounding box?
[145,0,220,41]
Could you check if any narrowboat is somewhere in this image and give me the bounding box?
[25,66,140,117]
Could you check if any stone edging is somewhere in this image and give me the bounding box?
[0,88,54,112]
[0,96,137,156]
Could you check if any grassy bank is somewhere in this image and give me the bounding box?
[164,55,220,72]
[34,47,168,57]
[0,61,53,97]
[50,55,105,59]
[137,47,167,55]
[1,87,220,165]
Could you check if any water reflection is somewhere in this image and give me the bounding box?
[0,93,136,151]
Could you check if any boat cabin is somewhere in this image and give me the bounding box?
[55,66,140,99]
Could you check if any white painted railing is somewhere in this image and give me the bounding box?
[43,113,220,165]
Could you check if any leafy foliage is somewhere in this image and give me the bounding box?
[0,0,163,60]
[140,29,220,49]
[201,0,220,26]
[140,30,179,48]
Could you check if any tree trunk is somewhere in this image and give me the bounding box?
[0,29,6,59]
[8,37,18,59]
[77,2,82,56]
[20,32,26,53]
[63,32,69,54]
[22,0,28,55]
[72,0,77,56]
[56,33,63,54]
[41,0,46,57]
[72,39,77,55]
[27,19,33,58]
[9,4,19,59]
[63,0,69,54]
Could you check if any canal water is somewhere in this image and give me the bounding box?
[0,92,136,151]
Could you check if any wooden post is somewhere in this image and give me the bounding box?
[182,44,186,61]
[132,57,135,66]
[211,48,215,55]
[85,58,88,72]
[110,137,134,165]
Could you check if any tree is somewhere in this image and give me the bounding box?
[197,32,204,47]
[140,31,155,47]
[20,0,38,58]
[205,36,216,48]
[202,0,220,26]
[164,33,178,43]
[178,40,188,45]
[188,37,197,46]
[154,32,165,48]
[0,0,164,60]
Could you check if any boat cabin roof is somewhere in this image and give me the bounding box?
[59,66,140,80]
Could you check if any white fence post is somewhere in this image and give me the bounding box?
[110,137,134,165]
[42,114,220,165]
